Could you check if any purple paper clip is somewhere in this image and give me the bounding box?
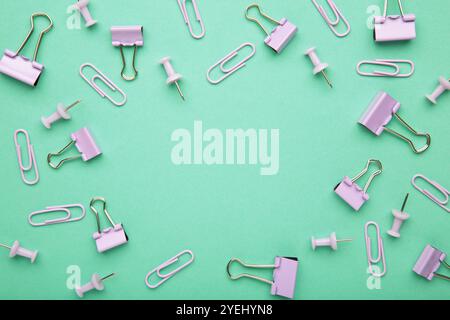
[47,127,102,169]
[74,0,97,27]
[374,0,416,42]
[413,245,450,282]
[365,221,387,277]
[90,197,128,253]
[334,159,382,211]
[111,26,143,81]
[358,91,431,154]
[311,0,350,38]
[14,129,39,185]
[245,4,297,53]
[0,13,53,87]
[28,204,86,227]
[411,174,450,213]
[227,256,298,299]
[177,0,205,39]
[356,59,414,78]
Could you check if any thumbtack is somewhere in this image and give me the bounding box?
[305,47,332,88]
[41,100,81,129]
[311,232,352,251]
[160,57,184,101]
[75,272,115,298]
[426,76,450,104]
[387,193,410,238]
[74,0,97,27]
[0,240,38,263]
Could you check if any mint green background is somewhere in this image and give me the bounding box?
[0,0,449,300]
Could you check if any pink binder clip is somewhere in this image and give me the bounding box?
[227,256,298,299]
[14,129,39,185]
[111,26,143,81]
[47,127,102,169]
[90,197,128,253]
[374,0,416,42]
[245,4,297,53]
[334,159,383,211]
[0,13,53,87]
[413,245,450,282]
[358,91,431,154]
[74,0,97,27]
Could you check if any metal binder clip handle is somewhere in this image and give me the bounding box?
[365,221,387,277]
[411,174,450,213]
[245,4,281,36]
[178,0,205,39]
[13,129,39,185]
[351,159,383,194]
[311,0,351,37]
[28,204,86,227]
[356,59,414,77]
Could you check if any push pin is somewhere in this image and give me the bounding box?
[305,47,332,88]
[426,76,450,104]
[74,0,97,27]
[160,57,184,101]
[387,193,410,238]
[75,272,115,298]
[0,240,38,263]
[311,232,352,251]
[41,100,81,129]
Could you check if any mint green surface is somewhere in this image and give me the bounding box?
[0,0,449,300]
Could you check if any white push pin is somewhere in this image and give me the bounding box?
[75,273,115,298]
[387,193,410,238]
[305,47,332,88]
[41,100,81,129]
[0,240,38,263]
[426,76,450,104]
[160,57,184,101]
[311,232,352,251]
[74,0,97,27]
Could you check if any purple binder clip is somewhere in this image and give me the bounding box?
[374,0,416,42]
[111,26,144,81]
[413,245,450,282]
[245,4,297,53]
[358,91,431,154]
[0,13,53,87]
[227,256,298,299]
[90,197,128,253]
[334,159,383,211]
[47,127,102,169]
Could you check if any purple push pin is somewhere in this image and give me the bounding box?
[373,0,416,42]
[311,232,352,251]
[74,0,97,27]
[426,76,450,104]
[413,245,450,281]
[0,240,38,263]
[41,100,81,129]
[75,273,115,298]
[387,193,410,238]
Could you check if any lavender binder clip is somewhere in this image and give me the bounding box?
[245,4,297,53]
[413,245,450,282]
[90,197,128,253]
[47,127,102,169]
[374,0,416,42]
[358,91,431,154]
[227,256,298,299]
[0,13,53,87]
[334,159,383,211]
[111,26,143,81]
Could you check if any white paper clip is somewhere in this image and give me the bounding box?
[206,42,256,85]
[364,221,386,277]
[79,63,127,106]
[177,0,205,39]
[28,204,86,227]
[14,129,39,185]
[412,174,449,213]
[145,250,194,288]
[356,59,414,78]
[311,0,350,37]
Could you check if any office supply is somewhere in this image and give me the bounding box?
[75,273,115,298]
[90,197,128,253]
[245,4,297,53]
[0,12,53,86]
[413,245,449,281]
[74,0,97,27]
[387,193,410,238]
[145,250,194,288]
[426,76,450,104]
[177,0,205,39]
[0,240,38,263]
[47,127,102,169]
[227,256,298,299]
[358,91,431,154]
[28,204,86,227]
[305,47,332,88]
[14,129,39,185]
[41,100,81,129]
[334,159,382,211]
[311,232,352,251]
[374,0,416,42]
[111,26,143,81]
[160,57,184,101]
[356,59,414,78]
[412,174,449,213]
[206,42,256,85]
[364,221,386,277]
[311,0,350,37]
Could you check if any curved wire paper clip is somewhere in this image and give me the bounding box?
[177,0,205,39]
[14,129,39,185]
[356,59,414,78]
[145,250,194,288]
[412,174,449,213]
[311,0,350,37]
[28,204,86,227]
[206,43,256,85]
[364,221,386,277]
[79,63,127,106]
